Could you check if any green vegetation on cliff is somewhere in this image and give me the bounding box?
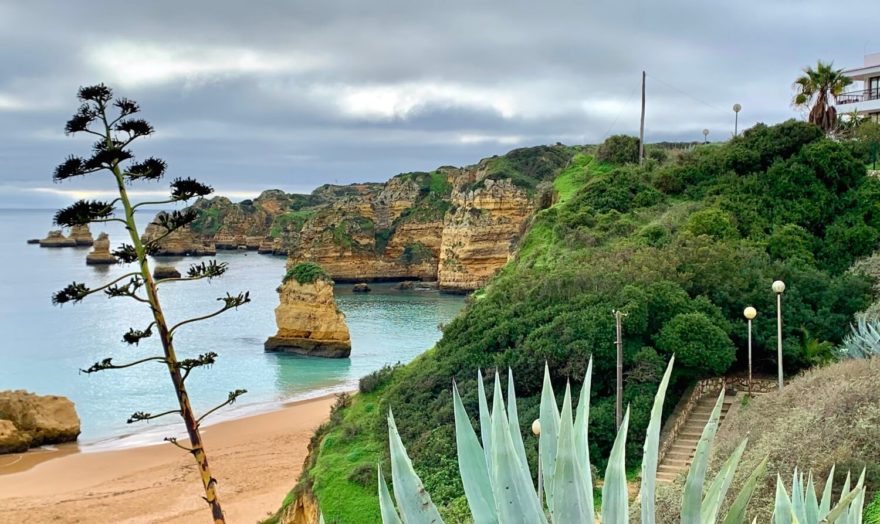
[284,262,331,284]
[284,121,880,522]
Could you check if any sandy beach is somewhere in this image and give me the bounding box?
[0,395,336,524]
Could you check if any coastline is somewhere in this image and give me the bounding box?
[0,393,339,524]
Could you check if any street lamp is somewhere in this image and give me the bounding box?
[733,104,742,137]
[743,306,757,397]
[772,280,786,391]
[702,128,710,144]
[532,419,543,506]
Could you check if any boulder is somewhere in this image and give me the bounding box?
[39,230,76,247]
[0,391,80,453]
[396,281,415,290]
[26,239,40,244]
[69,224,94,246]
[86,232,117,265]
[352,282,371,293]
[153,265,181,279]
[265,271,351,358]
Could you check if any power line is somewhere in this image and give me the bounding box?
[600,80,641,140]
[646,73,730,117]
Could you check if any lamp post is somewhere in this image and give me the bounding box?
[733,104,742,137]
[702,128,710,144]
[772,280,786,391]
[743,306,757,397]
[532,419,542,507]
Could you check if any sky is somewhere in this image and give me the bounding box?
[1,0,878,208]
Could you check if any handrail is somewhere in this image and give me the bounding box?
[836,89,880,104]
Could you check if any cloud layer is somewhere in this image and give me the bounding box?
[1,0,877,207]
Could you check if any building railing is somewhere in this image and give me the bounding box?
[836,89,880,105]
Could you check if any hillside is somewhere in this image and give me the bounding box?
[143,145,575,292]
[654,358,880,522]
[272,121,879,523]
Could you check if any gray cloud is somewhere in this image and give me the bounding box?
[1,0,877,207]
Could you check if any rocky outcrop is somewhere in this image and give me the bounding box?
[153,265,181,279]
[265,272,351,358]
[142,217,216,256]
[69,224,94,246]
[26,238,40,244]
[39,230,76,247]
[86,232,117,265]
[352,283,371,292]
[0,391,80,453]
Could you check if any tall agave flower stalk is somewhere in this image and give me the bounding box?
[375,357,866,523]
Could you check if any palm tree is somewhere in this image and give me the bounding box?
[793,60,853,134]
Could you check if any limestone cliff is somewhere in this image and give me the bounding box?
[264,265,351,358]
[0,391,80,453]
[86,232,117,265]
[145,145,573,291]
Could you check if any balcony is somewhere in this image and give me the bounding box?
[836,89,880,105]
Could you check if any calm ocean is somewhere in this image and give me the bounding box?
[0,209,464,448]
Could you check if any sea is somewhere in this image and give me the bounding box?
[0,209,465,449]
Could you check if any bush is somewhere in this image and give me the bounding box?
[359,363,402,394]
[654,312,736,376]
[597,135,640,164]
[766,224,815,265]
[685,208,738,240]
[284,262,330,284]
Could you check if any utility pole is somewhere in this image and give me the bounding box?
[639,70,646,166]
[613,309,627,429]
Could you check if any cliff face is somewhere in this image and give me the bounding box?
[0,391,80,453]
[145,145,572,291]
[264,275,351,358]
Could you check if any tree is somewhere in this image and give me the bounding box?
[50,84,249,523]
[855,120,880,169]
[596,135,640,164]
[793,60,853,134]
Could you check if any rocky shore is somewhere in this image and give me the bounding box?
[0,391,80,453]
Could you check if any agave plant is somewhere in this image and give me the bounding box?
[374,357,865,523]
[839,313,880,359]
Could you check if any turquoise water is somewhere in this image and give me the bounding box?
[0,209,464,447]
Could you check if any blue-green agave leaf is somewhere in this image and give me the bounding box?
[601,407,630,524]
[507,369,530,481]
[640,355,674,524]
[574,358,594,520]
[452,382,498,524]
[550,383,591,522]
[721,457,768,524]
[773,474,794,524]
[819,465,836,518]
[478,370,493,473]
[387,410,444,524]
[805,472,819,524]
[702,437,748,524]
[540,362,560,511]
[681,391,725,524]
[378,463,404,524]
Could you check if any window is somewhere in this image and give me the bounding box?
[870,77,880,99]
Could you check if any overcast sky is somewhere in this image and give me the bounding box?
[1,0,878,208]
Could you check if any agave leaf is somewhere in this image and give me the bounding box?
[721,457,768,524]
[838,472,852,524]
[378,463,404,524]
[805,472,820,524]
[452,382,498,524]
[849,469,867,524]
[601,407,630,524]
[701,438,748,524]
[489,376,547,523]
[819,465,836,518]
[540,362,561,511]
[681,391,725,524]
[507,369,530,479]
[387,411,445,524]
[574,358,594,518]
[773,474,794,524]
[319,512,326,524]
[822,487,863,524]
[640,356,674,524]
[551,383,591,522]
[478,370,493,472]
[792,468,807,524]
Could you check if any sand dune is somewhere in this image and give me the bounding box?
[0,395,335,524]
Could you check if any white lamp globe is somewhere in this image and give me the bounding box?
[743,306,757,320]
[531,419,541,436]
[772,280,786,294]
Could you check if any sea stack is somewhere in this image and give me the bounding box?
[85,233,117,265]
[39,230,76,247]
[265,262,351,358]
[0,390,81,454]
[69,224,94,246]
[153,265,182,279]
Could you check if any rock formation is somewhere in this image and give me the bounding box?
[153,265,181,279]
[69,224,94,246]
[352,283,371,292]
[144,145,571,292]
[85,232,117,265]
[0,391,80,453]
[39,230,76,247]
[26,238,40,244]
[265,266,351,358]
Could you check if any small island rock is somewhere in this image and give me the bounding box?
[69,224,94,246]
[153,265,182,279]
[352,282,371,293]
[265,265,351,358]
[86,233,117,265]
[39,230,76,247]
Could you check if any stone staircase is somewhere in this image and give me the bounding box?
[656,394,736,483]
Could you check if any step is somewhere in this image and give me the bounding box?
[664,450,693,460]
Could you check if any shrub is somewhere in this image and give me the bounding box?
[597,135,640,164]
[359,363,402,394]
[284,262,330,284]
[766,224,815,265]
[685,208,738,240]
[654,312,735,376]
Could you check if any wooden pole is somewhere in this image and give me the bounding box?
[639,70,646,165]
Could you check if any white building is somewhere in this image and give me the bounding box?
[838,53,880,121]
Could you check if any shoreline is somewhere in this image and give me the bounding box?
[0,393,340,523]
